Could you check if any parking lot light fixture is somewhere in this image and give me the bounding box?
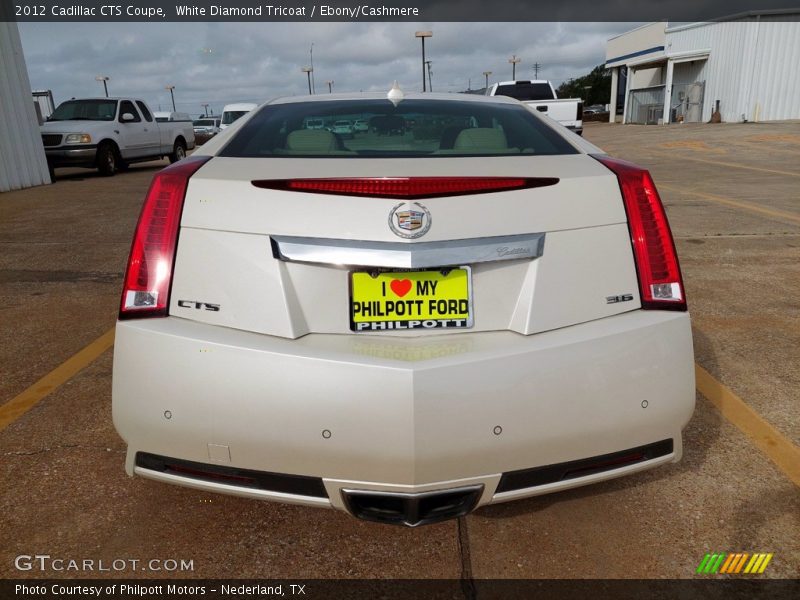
[415,31,432,92]
[165,85,176,111]
[301,67,313,95]
[483,71,492,89]
[95,75,110,97]
[508,55,521,80]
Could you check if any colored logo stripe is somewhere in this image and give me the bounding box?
[697,552,773,575]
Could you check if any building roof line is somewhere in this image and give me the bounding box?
[666,8,800,33]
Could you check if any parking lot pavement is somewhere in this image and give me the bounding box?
[1,124,798,581]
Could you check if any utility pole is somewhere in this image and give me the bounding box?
[415,31,432,92]
[309,43,315,94]
[301,67,312,95]
[165,85,176,111]
[326,80,334,93]
[509,55,521,80]
[483,71,492,89]
[95,75,110,97]
[532,62,541,79]
[425,60,433,92]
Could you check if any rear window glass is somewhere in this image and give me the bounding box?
[220,99,577,158]
[494,83,555,101]
[49,100,117,122]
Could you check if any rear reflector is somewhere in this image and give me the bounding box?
[592,155,687,311]
[496,439,674,493]
[136,452,328,498]
[119,155,211,319]
[252,177,558,199]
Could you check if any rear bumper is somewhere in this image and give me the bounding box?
[113,310,695,514]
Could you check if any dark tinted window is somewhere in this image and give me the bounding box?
[119,101,141,123]
[494,83,555,101]
[49,100,117,122]
[135,101,153,122]
[221,99,577,158]
[222,110,249,125]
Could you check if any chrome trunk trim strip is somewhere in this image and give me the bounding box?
[271,233,545,269]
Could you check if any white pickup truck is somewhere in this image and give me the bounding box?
[41,98,195,177]
[487,80,584,135]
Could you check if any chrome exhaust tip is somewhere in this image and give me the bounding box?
[341,485,483,527]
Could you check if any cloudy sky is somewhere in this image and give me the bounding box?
[19,22,638,116]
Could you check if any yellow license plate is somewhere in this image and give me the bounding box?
[350,268,473,332]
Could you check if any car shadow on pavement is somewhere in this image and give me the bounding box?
[475,326,724,520]
[51,161,167,182]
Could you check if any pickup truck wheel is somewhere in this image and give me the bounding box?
[169,140,187,163]
[96,143,118,176]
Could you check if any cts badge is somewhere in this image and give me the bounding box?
[388,201,431,239]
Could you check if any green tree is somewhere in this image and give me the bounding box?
[557,64,611,106]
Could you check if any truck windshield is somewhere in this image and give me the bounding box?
[494,83,555,102]
[220,99,578,158]
[49,100,117,121]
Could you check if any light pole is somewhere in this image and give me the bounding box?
[509,55,521,80]
[301,67,313,95]
[415,31,432,92]
[483,71,492,89]
[425,60,433,92]
[326,80,334,93]
[310,43,315,94]
[165,85,176,111]
[95,75,110,97]
[202,103,209,116]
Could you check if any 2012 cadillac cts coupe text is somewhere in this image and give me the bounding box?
[112,90,695,526]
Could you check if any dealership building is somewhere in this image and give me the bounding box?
[606,11,800,125]
[0,21,50,192]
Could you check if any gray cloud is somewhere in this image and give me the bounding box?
[19,21,639,116]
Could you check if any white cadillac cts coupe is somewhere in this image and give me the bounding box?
[112,89,695,526]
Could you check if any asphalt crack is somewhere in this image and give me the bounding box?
[458,517,477,600]
[0,269,121,284]
[4,444,124,456]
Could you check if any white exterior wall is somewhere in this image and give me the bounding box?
[671,60,707,86]
[631,67,664,89]
[666,16,800,122]
[606,22,667,66]
[0,21,50,192]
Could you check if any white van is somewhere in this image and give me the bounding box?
[220,103,257,130]
[153,111,192,123]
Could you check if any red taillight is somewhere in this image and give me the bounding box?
[592,155,687,311]
[119,155,211,319]
[252,177,558,199]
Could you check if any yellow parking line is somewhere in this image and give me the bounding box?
[695,363,800,487]
[663,155,800,178]
[0,328,115,432]
[659,183,800,226]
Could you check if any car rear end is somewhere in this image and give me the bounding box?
[112,93,694,526]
